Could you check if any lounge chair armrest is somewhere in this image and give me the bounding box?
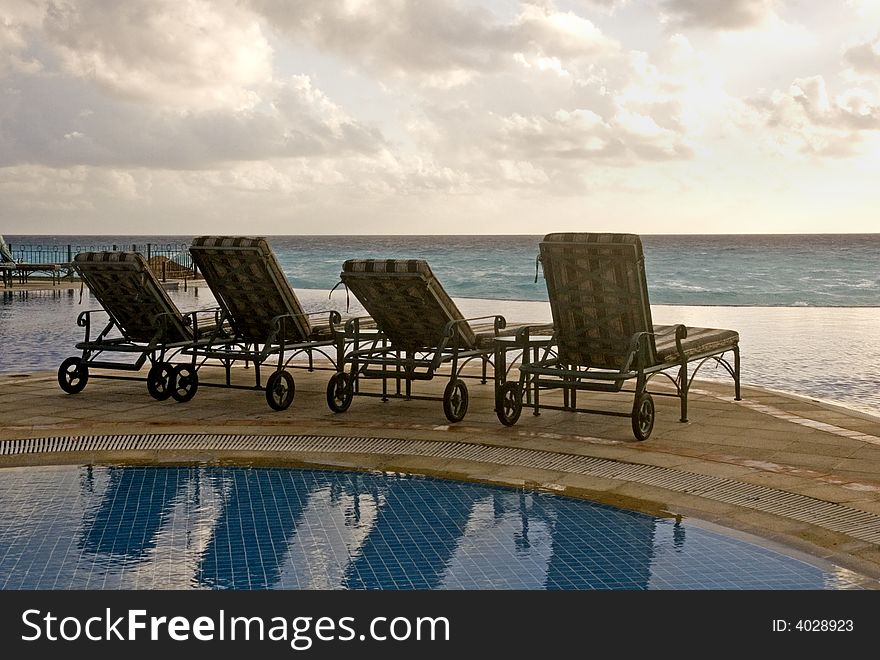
[673,324,688,357]
[344,315,375,334]
[153,311,185,336]
[180,308,227,335]
[514,324,556,343]
[305,309,343,330]
[649,324,688,360]
[622,331,654,371]
[76,309,106,327]
[269,310,342,335]
[443,314,507,337]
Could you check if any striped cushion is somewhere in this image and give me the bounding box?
[74,251,191,343]
[540,233,654,368]
[190,236,311,343]
[653,325,739,364]
[341,259,477,350]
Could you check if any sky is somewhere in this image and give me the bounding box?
[2,0,880,235]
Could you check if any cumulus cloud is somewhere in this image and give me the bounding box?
[43,0,273,110]
[747,75,880,156]
[249,0,617,85]
[660,0,776,30]
[0,0,45,75]
[0,73,383,168]
[494,108,691,164]
[844,35,880,75]
[0,0,384,172]
[7,0,874,235]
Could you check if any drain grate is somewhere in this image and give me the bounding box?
[3,433,880,545]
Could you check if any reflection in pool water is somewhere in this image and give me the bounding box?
[0,466,862,590]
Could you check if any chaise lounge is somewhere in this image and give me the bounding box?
[495,233,741,440]
[188,236,347,410]
[58,251,225,400]
[327,258,553,422]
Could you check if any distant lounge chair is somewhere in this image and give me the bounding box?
[496,233,741,440]
[0,235,64,287]
[0,234,14,263]
[188,236,346,410]
[328,259,553,422]
[58,251,225,400]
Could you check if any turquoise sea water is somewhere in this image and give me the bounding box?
[6,234,880,307]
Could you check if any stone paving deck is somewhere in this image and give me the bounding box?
[2,364,880,584]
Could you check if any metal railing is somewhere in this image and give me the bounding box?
[4,242,198,281]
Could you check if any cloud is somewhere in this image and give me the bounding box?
[0,73,383,168]
[747,75,880,156]
[660,0,776,30]
[494,107,692,164]
[43,0,273,110]
[249,0,618,85]
[0,0,45,75]
[844,35,880,75]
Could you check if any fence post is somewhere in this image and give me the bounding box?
[66,244,74,280]
[162,260,167,282]
[147,243,151,262]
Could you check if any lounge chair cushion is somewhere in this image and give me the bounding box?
[342,259,477,350]
[539,233,739,369]
[190,236,311,343]
[540,233,654,368]
[74,252,191,343]
[653,325,739,364]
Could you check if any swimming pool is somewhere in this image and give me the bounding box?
[0,466,863,590]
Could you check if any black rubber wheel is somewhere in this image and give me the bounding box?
[170,364,199,403]
[147,363,175,401]
[58,357,89,394]
[632,392,655,441]
[326,372,353,413]
[495,381,523,426]
[442,378,469,423]
[266,370,295,411]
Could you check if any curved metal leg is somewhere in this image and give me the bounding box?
[734,345,742,401]
[678,359,689,423]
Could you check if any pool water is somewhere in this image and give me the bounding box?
[0,466,862,590]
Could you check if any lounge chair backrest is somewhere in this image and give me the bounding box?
[74,252,191,343]
[189,236,311,342]
[540,233,657,369]
[341,259,476,351]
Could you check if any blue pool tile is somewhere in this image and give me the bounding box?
[0,465,866,590]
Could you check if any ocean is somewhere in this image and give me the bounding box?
[5,234,880,307]
[2,234,879,416]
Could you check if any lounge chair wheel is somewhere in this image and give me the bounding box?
[495,381,522,426]
[58,357,89,394]
[632,392,655,441]
[443,378,469,423]
[266,370,295,411]
[326,372,353,413]
[171,364,199,403]
[147,363,175,401]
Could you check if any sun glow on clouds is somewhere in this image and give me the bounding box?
[1,0,880,233]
